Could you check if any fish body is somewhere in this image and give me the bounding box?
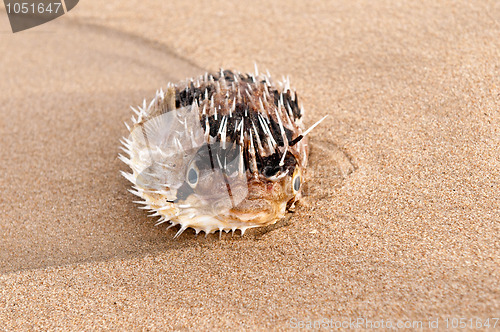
[120,69,311,237]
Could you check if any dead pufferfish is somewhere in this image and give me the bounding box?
[120,68,326,237]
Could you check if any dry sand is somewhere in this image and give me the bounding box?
[0,0,499,330]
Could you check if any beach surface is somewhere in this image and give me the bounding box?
[0,0,498,329]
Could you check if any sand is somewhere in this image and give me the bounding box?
[0,0,498,330]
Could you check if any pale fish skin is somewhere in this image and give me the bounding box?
[120,67,326,237]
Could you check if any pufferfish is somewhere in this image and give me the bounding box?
[120,67,326,237]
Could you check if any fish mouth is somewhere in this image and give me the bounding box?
[164,194,288,236]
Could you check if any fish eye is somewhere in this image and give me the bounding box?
[292,169,301,193]
[186,163,199,188]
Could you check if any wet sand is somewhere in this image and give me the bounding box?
[0,0,498,329]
